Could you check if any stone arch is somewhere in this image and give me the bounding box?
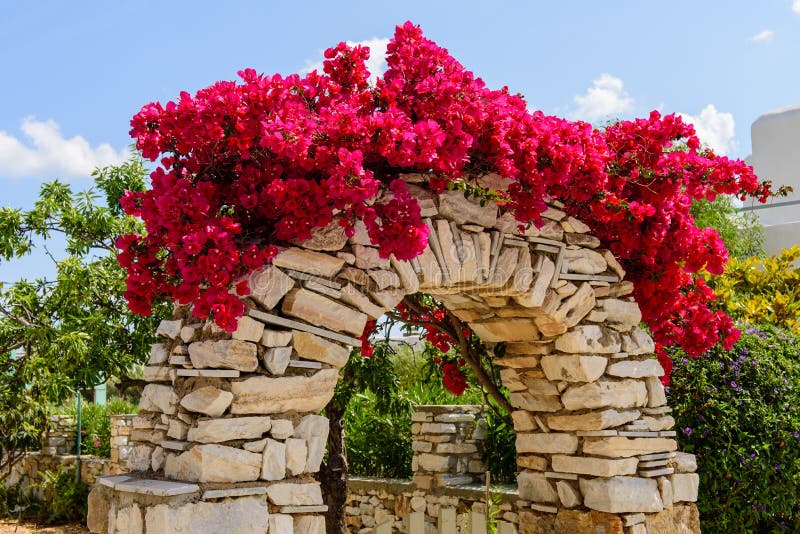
[91,174,700,533]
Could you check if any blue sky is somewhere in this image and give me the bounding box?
[2,0,799,281]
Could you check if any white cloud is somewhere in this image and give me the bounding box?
[750,29,775,42]
[793,0,800,14]
[678,104,737,155]
[302,37,390,83]
[570,74,634,123]
[0,118,127,179]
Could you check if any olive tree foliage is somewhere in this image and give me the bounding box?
[0,155,169,478]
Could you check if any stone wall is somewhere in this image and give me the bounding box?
[4,414,135,497]
[91,173,700,533]
[41,415,77,456]
[344,477,700,534]
[411,405,487,488]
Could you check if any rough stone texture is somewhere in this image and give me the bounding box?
[145,497,269,534]
[265,482,324,506]
[582,437,678,458]
[540,354,607,382]
[139,384,178,415]
[437,190,498,227]
[232,316,265,342]
[555,325,621,354]
[292,331,349,368]
[645,504,701,534]
[86,487,109,533]
[165,444,261,483]
[551,455,638,477]
[519,471,558,502]
[606,359,664,378]
[564,248,607,274]
[261,438,286,481]
[470,318,539,342]
[556,480,582,508]
[284,437,307,476]
[293,414,329,473]
[580,476,664,513]
[273,247,345,277]
[671,473,700,502]
[262,346,292,375]
[516,433,579,455]
[188,340,258,371]
[186,416,271,443]
[248,266,295,310]
[230,369,338,414]
[561,379,647,411]
[282,288,367,336]
[547,409,641,431]
[179,386,233,417]
[294,515,325,534]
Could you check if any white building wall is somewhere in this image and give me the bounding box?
[748,105,800,254]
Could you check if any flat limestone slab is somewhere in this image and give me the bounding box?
[98,476,200,497]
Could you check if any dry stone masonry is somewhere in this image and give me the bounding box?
[411,405,487,489]
[91,173,699,533]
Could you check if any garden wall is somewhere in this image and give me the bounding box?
[5,414,134,495]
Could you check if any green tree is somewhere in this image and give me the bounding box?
[0,155,169,478]
[691,196,765,260]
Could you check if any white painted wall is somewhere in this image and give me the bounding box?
[749,105,800,254]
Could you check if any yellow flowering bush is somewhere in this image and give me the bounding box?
[709,246,800,335]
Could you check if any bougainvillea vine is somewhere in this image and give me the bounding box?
[118,21,775,376]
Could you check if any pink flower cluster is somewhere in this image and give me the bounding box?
[120,22,771,374]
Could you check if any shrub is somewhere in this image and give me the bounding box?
[38,467,88,524]
[668,325,800,533]
[57,397,138,458]
[708,246,800,336]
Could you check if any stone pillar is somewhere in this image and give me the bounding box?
[411,405,487,489]
[41,415,76,456]
[109,414,134,473]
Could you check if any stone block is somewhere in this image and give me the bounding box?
[547,409,640,431]
[470,318,539,342]
[606,359,664,378]
[273,247,345,277]
[292,331,349,368]
[139,384,178,415]
[294,515,325,534]
[285,438,308,476]
[582,437,678,458]
[518,471,558,502]
[157,319,183,339]
[187,416,271,443]
[552,283,596,328]
[165,444,261,483]
[556,480,582,508]
[564,248,607,275]
[180,386,233,417]
[263,346,292,375]
[646,376,668,407]
[540,354,607,382]
[293,414,329,473]
[86,486,109,533]
[265,482,323,506]
[555,325,621,354]
[580,476,663,513]
[261,329,293,347]
[516,433,579,455]
[671,473,700,502]
[248,266,296,309]
[233,316,265,342]
[188,340,258,371]
[561,379,647,410]
[144,496,268,534]
[282,288,367,336]
[262,438,287,481]
[230,369,338,414]
[437,190,498,227]
[550,455,638,477]
[509,392,563,412]
[269,514,294,534]
[353,244,391,269]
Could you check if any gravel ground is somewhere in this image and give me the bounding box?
[0,521,89,533]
